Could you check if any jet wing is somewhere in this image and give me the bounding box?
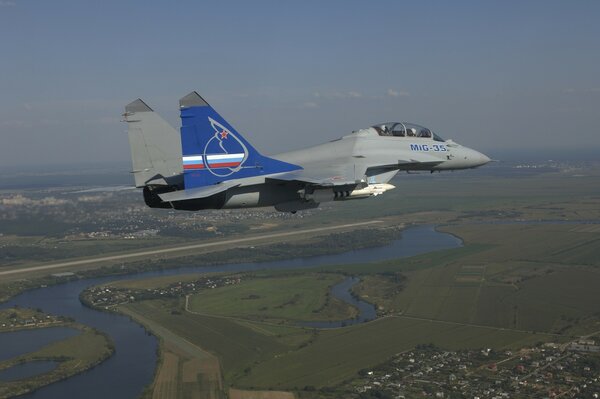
[158,181,240,202]
[381,159,444,171]
[268,158,367,186]
[268,156,443,186]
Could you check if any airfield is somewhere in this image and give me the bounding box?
[1,161,600,398]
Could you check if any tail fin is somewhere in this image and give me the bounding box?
[125,99,183,188]
[179,92,300,189]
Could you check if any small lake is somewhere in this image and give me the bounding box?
[0,361,59,382]
[0,224,462,398]
[0,327,80,362]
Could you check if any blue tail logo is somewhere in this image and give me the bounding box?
[179,92,300,189]
[183,117,249,177]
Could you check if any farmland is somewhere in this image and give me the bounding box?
[119,218,600,396]
[186,273,357,323]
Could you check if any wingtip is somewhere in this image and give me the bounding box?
[179,91,209,108]
[125,98,153,113]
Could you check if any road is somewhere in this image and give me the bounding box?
[390,314,565,337]
[119,306,225,399]
[0,220,383,277]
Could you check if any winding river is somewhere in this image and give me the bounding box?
[299,276,377,329]
[0,224,461,398]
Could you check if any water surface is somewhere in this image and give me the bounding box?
[0,361,59,382]
[300,276,377,329]
[0,327,80,362]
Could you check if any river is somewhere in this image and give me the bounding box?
[0,224,461,398]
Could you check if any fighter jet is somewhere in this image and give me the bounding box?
[124,92,490,213]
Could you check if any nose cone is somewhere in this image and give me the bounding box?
[477,152,491,167]
[436,145,492,170]
[464,148,492,168]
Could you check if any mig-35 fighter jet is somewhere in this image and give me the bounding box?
[125,91,490,213]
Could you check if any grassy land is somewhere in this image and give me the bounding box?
[0,313,114,398]
[122,300,312,383]
[235,317,556,390]
[123,295,558,392]
[352,223,600,334]
[121,306,226,399]
[118,219,600,395]
[187,273,357,323]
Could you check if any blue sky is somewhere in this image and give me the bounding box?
[1,1,599,166]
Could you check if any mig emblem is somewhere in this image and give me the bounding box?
[182,117,249,176]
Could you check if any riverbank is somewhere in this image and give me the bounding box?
[73,225,463,397]
[0,308,114,398]
[0,223,405,305]
[114,274,376,399]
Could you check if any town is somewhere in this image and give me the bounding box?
[81,275,242,309]
[344,342,600,399]
[0,308,70,332]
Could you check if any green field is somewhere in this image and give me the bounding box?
[236,317,553,389]
[123,300,311,383]
[353,223,600,335]
[120,219,600,393]
[187,273,357,322]
[124,296,555,390]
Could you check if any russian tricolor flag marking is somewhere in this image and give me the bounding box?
[183,153,245,170]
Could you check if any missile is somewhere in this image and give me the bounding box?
[303,183,396,203]
[341,183,396,199]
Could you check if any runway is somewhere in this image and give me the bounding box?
[0,220,383,277]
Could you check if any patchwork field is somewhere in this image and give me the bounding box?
[125,297,555,391]
[354,223,600,334]
[120,219,600,395]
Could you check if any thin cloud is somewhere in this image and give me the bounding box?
[312,90,362,100]
[387,88,410,97]
[84,116,122,125]
[301,101,319,109]
[1,120,31,129]
[563,88,600,94]
[0,1,16,6]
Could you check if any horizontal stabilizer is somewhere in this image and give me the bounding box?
[158,181,240,202]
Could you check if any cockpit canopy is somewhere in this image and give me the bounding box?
[372,122,445,142]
